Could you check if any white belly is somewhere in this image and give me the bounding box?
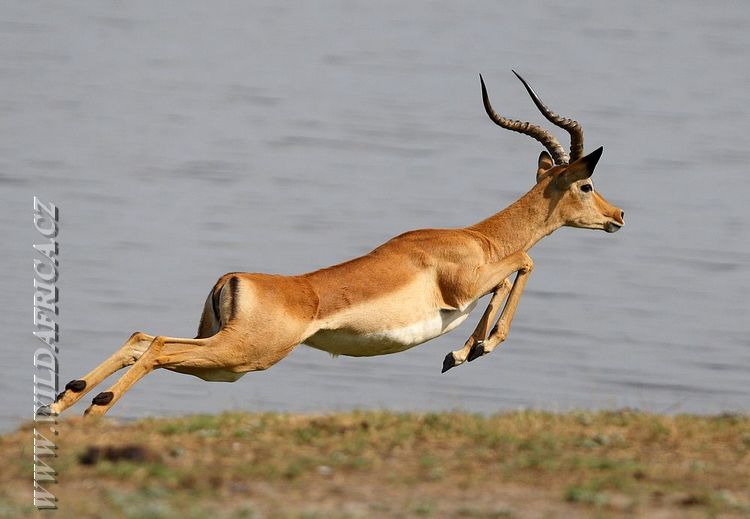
[304,301,478,357]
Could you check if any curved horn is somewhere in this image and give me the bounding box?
[480,74,570,166]
[512,70,584,163]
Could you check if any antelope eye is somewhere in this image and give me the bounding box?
[580,184,593,193]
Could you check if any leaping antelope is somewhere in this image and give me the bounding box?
[51,71,624,417]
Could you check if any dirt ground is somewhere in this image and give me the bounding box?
[2,410,749,518]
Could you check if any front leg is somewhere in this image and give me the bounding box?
[442,277,512,372]
[441,251,532,371]
[468,253,533,360]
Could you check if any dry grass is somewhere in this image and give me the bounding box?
[2,410,749,518]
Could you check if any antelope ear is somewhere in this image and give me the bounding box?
[557,146,603,187]
[536,151,554,182]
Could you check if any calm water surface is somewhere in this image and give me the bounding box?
[1,2,749,431]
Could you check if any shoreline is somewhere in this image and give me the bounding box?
[3,409,749,518]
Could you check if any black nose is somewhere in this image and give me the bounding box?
[620,211,625,220]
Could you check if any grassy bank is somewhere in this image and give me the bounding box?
[2,410,749,518]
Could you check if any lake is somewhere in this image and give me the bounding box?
[2,1,749,431]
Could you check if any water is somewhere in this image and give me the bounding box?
[2,2,749,431]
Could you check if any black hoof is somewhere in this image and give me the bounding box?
[66,379,86,392]
[467,342,485,362]
[442,353,456,373]
[92,391,114,406]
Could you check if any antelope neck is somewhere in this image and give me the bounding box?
[469,182,561,259]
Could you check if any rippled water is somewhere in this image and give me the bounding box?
[2,2,749,430]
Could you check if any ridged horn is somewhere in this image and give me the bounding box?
[480,74,570,166]
[512,70,584,163]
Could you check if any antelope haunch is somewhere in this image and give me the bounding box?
[51,72,624,417]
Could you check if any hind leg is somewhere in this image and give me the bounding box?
[50,332,154,415]
[84,330,299,417]
[54,281,225,416]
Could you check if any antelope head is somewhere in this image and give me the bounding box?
[481,71,625,233]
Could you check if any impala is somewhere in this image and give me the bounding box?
[51,71,624,417]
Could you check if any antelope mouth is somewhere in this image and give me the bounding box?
[605,222,622,233]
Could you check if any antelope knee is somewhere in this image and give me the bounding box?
[519,256,534,274]
[128,331,148,342]
[127,331,152,362]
